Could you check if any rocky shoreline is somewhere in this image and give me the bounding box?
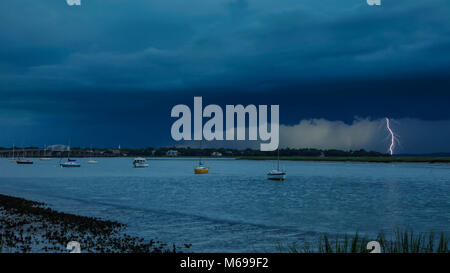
[0,194,190,253]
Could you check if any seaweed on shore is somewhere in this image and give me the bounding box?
[0,194,191,253]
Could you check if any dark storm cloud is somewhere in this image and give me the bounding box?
[1,0,450,91]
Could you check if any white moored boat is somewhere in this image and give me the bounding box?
[40,145,52,161]
[16,159,34,165]
[16,146,33,165]
[267,169,286,181]
[60,143,81,168]
[60,161,81,168]
[87,146,98,164]
[267,149,286,181]
[133,157,148,168]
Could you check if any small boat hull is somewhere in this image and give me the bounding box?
[267,171,286,181]
[133,163,149,168]
[133,157,148,168]
[16,160,34,165]
[194,167,209,174]
[60,162,81,168]
[40,158,52,161]
[87,160,98,164]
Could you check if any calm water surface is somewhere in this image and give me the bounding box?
[0,158,449,252]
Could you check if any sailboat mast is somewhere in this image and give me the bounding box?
[199,141,203,165]
[277,148,280,170]
[67,140,71,159]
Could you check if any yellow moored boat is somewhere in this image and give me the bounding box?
[194,161,209,174]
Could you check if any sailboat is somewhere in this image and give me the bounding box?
[194,155,209,174]
[60,143,80,168]
[16,158,34,164]
[40,145,52,161]
[16,146,33,165]
[9,144,17,162]
[194,142,209,174]
[267,149,286,181]
[87,146,98,164]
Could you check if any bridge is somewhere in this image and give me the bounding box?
[0,149,116,158]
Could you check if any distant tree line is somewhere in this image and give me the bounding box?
[103,147,387,157]
[0,146,388,157]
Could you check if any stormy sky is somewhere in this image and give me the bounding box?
[1,0,449,153]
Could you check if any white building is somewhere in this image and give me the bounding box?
[166,150,179,157]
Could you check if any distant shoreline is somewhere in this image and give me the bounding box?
[3,146,449,160]
[4,156,450,163]
[237,156,450,163]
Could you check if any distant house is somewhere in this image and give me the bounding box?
[211,151,222,157]
[166,150,178,157]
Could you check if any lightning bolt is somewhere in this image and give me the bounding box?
[385,117,395,155]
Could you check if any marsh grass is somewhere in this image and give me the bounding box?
[284,230,449,253]
[377,231,449,253]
